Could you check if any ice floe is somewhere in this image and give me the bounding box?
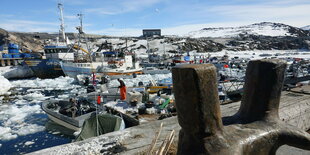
[0,75,12,95]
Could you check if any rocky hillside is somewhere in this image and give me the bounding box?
[0,22,310,53]
[0,28,44,52]
[188,22,310,38]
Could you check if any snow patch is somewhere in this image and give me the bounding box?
[187,22,294,38]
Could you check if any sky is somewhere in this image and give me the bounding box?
[0,0,309,36]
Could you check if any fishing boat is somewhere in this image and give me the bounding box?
[24,45,74,79]
[41,98,103,131]
[172,54,193,64]
[24,3,74,79]
[103,54,142,76]
[142,67,170,75]
[61,52,142,79]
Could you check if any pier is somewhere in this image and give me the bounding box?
[0,58,23,67]
[30,90,310,154]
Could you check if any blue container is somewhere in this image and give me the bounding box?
[8,43,19,49]
[8,48,19,53]
[12,54,21,58]
[21,53,32,58]
[2,54,12,58]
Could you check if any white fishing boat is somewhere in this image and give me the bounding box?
[41,99,103,131]
[60,58,108,79]
[61,52,142,79]
[103,55,142,76]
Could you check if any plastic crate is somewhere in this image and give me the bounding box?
[2,54,12,58]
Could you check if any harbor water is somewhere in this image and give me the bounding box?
[0,74,171,154]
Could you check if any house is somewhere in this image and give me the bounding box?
[142,29,161,37]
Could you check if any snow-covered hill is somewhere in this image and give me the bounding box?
[301,25,310,31]
[187,22,309,38]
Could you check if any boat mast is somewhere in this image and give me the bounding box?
[58,3,67,45]
[77,13,83,48]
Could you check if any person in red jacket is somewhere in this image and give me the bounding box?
[118,78,127,100]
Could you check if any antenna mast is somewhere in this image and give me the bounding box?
[77,13,83,33]
[58,3,66,44]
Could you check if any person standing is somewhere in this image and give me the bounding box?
[84,77,90,86]
[118,78,127,100]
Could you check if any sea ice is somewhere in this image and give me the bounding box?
[24,141,35,146]
[0,75,12,95]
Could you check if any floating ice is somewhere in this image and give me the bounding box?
[10,76,78,90]
[1,65,34,79]
[23,92,46,100]
[15,124,45,136]
[0,102,44,141]
[0,75,12,95]
[0,127,11,137]
[24,141,35,146]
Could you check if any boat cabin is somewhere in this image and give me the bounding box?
[44,46,74,61]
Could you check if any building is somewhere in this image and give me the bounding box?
[142,29,161,37]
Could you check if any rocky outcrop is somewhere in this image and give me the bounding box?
[0,28,44,52]
[227,35,310,51]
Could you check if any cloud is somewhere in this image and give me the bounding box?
[85,0,163,15]
[64,15,78,20]
[0,20,58,32]
[208,4,310,27]
[86,21,258,37]
[51,0,86,5]
[86,27,142,37]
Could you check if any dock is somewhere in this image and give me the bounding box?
[0,58,23,66]
[30,89,310,155]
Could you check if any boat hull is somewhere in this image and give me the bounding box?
[24,59,65,79]
[41,101,96,131]
[60,61,102,79]
[46,113,80,131]
[61,61,143,79]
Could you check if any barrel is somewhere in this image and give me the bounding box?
[8,43,19,49]
[8,48,19,54]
